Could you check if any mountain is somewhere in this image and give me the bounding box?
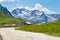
[0,10,10,18]
[47,14,60,18]
[12,8,60,23]
[0,4,59,24]
[0,10,25,25]
[0,5,25,25]
[0,4,12,17]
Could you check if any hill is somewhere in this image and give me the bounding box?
[0,11,10,18]
[0,10,25,27]
[0,4,12,17]
[16,19,60,37]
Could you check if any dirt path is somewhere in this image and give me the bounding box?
[0,28,60,40]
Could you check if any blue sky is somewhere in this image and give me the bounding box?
[0,0,60,14]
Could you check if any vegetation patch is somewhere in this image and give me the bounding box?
[16,19,60,37]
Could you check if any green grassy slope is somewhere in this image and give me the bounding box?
[0,11,10,18]
[0,11,25,26]
[16,19,60,37]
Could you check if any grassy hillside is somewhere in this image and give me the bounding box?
[0,11,25,27]
[16,19,60,37]
[0,11,10,18]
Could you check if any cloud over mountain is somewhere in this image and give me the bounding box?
[16,3,55,14]
[12,3,60,23]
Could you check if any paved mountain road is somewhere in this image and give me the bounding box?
[0,28,60,40]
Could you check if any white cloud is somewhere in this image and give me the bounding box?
[0,0,16,2]
[17,6,23,8]
[41,7,55,14]
[34,3,55,14]
[34,3,43,10]
[24,6,33,11]
[15,3,55,14]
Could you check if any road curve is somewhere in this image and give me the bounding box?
[0,28,60,40]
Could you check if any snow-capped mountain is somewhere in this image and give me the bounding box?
[0,4,12,17]
[12,8,60,23]
[0,4,59,24]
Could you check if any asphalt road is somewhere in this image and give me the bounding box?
[0,28,60,40]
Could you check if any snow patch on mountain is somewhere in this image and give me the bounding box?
[12,3,60,23]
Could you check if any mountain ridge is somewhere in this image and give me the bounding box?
[0,5,25,27]
[12,8,60,23]
[0,4,60,24]
[0,4,13,17]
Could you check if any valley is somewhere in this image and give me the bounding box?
[0,3,60,40]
